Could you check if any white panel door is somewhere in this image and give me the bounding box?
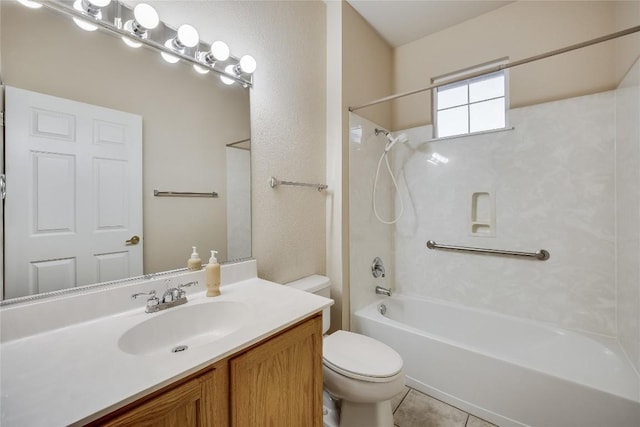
[4,86,143,299]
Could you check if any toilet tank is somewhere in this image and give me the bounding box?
[285,275,331,334]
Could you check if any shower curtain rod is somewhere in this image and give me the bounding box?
[349,25,640,113]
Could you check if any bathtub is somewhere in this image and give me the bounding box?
[353,295,640,427]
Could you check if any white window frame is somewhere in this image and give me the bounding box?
[432,58,510,139]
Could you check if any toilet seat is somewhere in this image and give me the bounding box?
[323,330,403,383]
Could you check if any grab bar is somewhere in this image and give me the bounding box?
[426,240,550,261]
[269,176,328,192]
[154,190,218,198]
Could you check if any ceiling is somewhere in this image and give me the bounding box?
[346,0,514,47]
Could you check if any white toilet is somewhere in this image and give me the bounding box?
[286,275,405,427]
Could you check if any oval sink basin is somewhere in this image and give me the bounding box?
[118,301,249,356]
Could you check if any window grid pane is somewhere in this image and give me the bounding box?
[434,69,507,138]
[469,98,505,133]
[437,105,469,138]
[437,83,468,110]
[469,73,505,103]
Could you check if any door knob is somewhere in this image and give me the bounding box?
[126,235,140,245]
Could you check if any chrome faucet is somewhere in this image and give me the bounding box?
[131,290,159,312]
[132,281,198,313]
[375,286,392,297]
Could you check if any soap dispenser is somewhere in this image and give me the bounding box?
[206,250,221,297]
[187,246,202,271]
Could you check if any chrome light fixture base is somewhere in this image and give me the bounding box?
[30,0,254,87]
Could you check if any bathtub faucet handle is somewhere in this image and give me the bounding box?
[372,257,386,278]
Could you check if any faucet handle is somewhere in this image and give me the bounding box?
[178,281,198,290]
[131,289,156,300]
[177,281,198,298]
[372,257,386,278]
[131,290,160,308]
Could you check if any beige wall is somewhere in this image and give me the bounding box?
[342,2,393,130]
[148,1,328,284]
[615,0,640,80]
[392,1,624,130]
[1,3,250,276]
[339,1,393,329]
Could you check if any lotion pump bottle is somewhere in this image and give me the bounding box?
[187,246,202,270]
[206,250,221,297]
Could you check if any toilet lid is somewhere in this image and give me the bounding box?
[323,331,403,382]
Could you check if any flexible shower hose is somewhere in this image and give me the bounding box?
[372,150,404,224]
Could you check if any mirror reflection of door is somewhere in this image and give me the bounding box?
[4,86,143,299]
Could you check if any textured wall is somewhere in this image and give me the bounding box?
[616,59,640,371]
[147,1,327,284]
[382,92,617,336]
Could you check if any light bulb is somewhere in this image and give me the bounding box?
[90,0,111,7]
[210,41,230,62]
[133,3,159,30]
[73,0,97,31]
[176,24,199,48]
[122,3,158,48]
[238,55,257,74]
[122,36,142,48]
[161,40,180,63]
[221,64,236,85]
[193,65,210,75]
[17,0,42,8]
[73,17,98,31]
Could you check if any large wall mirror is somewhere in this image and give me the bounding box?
[0,1,252,301]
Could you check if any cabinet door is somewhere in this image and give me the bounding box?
[230,315,323,427]
[98,363,228,427]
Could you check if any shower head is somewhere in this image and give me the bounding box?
[384,133,409,152]
[374,127,390,137]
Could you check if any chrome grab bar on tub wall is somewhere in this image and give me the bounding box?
[154,190,218,198]
[426,240,550,261]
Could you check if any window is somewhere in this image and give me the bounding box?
[433,62,508,139]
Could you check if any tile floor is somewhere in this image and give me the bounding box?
[391,387,498,427]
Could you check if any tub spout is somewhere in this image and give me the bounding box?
[375,286,391,296]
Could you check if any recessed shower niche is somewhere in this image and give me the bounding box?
[470,191,495,236]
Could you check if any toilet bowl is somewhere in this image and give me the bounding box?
[285,275,405,427]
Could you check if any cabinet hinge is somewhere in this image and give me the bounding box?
[1,174,5,201]
[0,111,4,127]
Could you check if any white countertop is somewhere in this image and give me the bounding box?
[0,275,332,426]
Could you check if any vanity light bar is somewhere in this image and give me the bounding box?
[28,0,255,87]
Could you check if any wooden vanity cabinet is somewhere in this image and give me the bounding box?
[89,314,322,427]
[230,314,323,427]
[96,363,228,427]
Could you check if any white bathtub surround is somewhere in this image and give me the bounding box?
[348,79,640,423]
[354,296,640,427]
[615,58,640,374]
[349,113,397,320]
[389,91,617,336]
[0,259,332,426]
